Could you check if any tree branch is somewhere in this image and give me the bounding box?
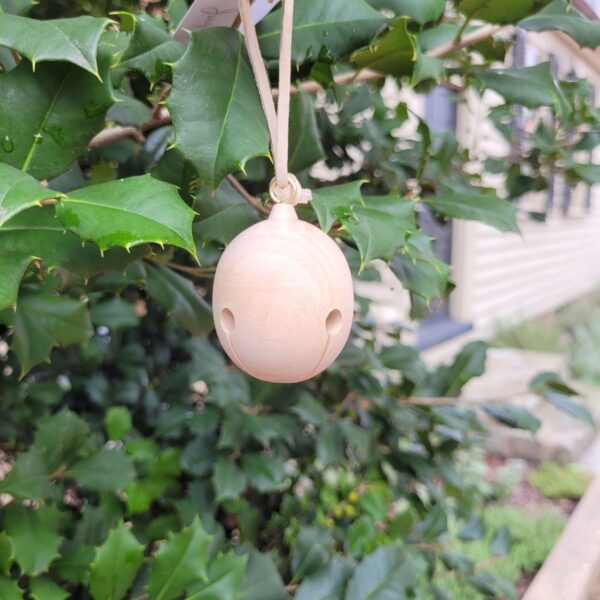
[226,175,270,215]
[88,23,510,150]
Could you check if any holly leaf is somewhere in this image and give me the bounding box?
[352,17,417,77]
[213,459,248,503]
[29,577,68,600]
[311,181,365,233]
[236,551,287,600]
[193,204,259,248]
[455,0,551,24]
[0,533,14,576]
[0,206,149,311]
[520,0,600,50]
[0,15,110,75]
[0,0,35,15]
[0,577,23,600]
[119,14,185,84]
[258,0,386,64]
[484,404,541,432]
[186,553,247,600]
[369,0,446,24]
[145,262,213,335]
[0,163,63,227]
[472,63,564,109]
[4,504,62,576]
[291,528,332,580]
[0,61,114,180]
[295,557,355,600]
[67,449,135,492]
[391,231,453,302]
[6,291,93,376]
[0,449,53,501]
[241,453,286,493]
[342,196,416,268]
[33,409,90,471]
[56,175,196,255]
[147,517,211,600]
[345,546,415,600]
[169,28,270,188]
[289,91,325,172]
[424,192,519,233]
[89,523,145,600]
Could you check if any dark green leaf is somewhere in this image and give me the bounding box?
[105,407,133,440]
[5,504,62,576]
[186,552,247,600]
[342,196,416,267]
[236,551,287,600]
[295,556,354,600]
[34,409,90,470]
[0,15,109,75]
[291,528,332,580]
[311,181,365,233]
[213,459,248,502]
[0,163,63,227]
[29,577,68,600]
[89,522,145,600]
[258,0,386,64]
[458,515,485,541]
[67,448,135,492]
[169,29,270,188]
[0,207,147,311]
[119,15,185,83]
[289,91,325,172]
[484,404,541,432]
[490,525,513,556]
[145,262,213,335]
[57,176,196,255]
[472,63,563,109]
[468,572,517,600]
[520,0,600,49]
[0,449,52,501]
[345,546,414,600]
[352,17,416,77]
[9,291,93,375]
[0,61,113,180]
[193,203,259,247]
[530,373,594,425]
[424,193,519,233]
[369,0,446,24]
[292,393,330,426]
[0,533,13,576]
[456,0,551,24]
[147,517,211,600]
[0,577,23,599]
[91,298,140,331]
[241,453,286,493]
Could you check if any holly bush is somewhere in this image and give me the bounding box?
[0,0,598,598]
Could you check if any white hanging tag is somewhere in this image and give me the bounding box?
[174,0,281,42]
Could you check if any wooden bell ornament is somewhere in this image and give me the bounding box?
[212,0,354,383]
[213,177,354,383]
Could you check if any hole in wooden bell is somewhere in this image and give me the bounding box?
[325,309,343,335]
[221,308,235,333]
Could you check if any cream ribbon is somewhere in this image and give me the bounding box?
[237,0,312,205]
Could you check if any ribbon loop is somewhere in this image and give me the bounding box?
[238,0,311,207]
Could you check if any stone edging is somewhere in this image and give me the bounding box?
[523,475,600,600]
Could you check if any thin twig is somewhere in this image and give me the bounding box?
[88,22,508,150]
[146,257,216,278]
[88,125,145,149]
[226,174,270,215]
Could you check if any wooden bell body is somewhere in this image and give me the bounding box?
[212,203,354,383]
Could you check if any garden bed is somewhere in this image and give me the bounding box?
[433,455,591,599]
